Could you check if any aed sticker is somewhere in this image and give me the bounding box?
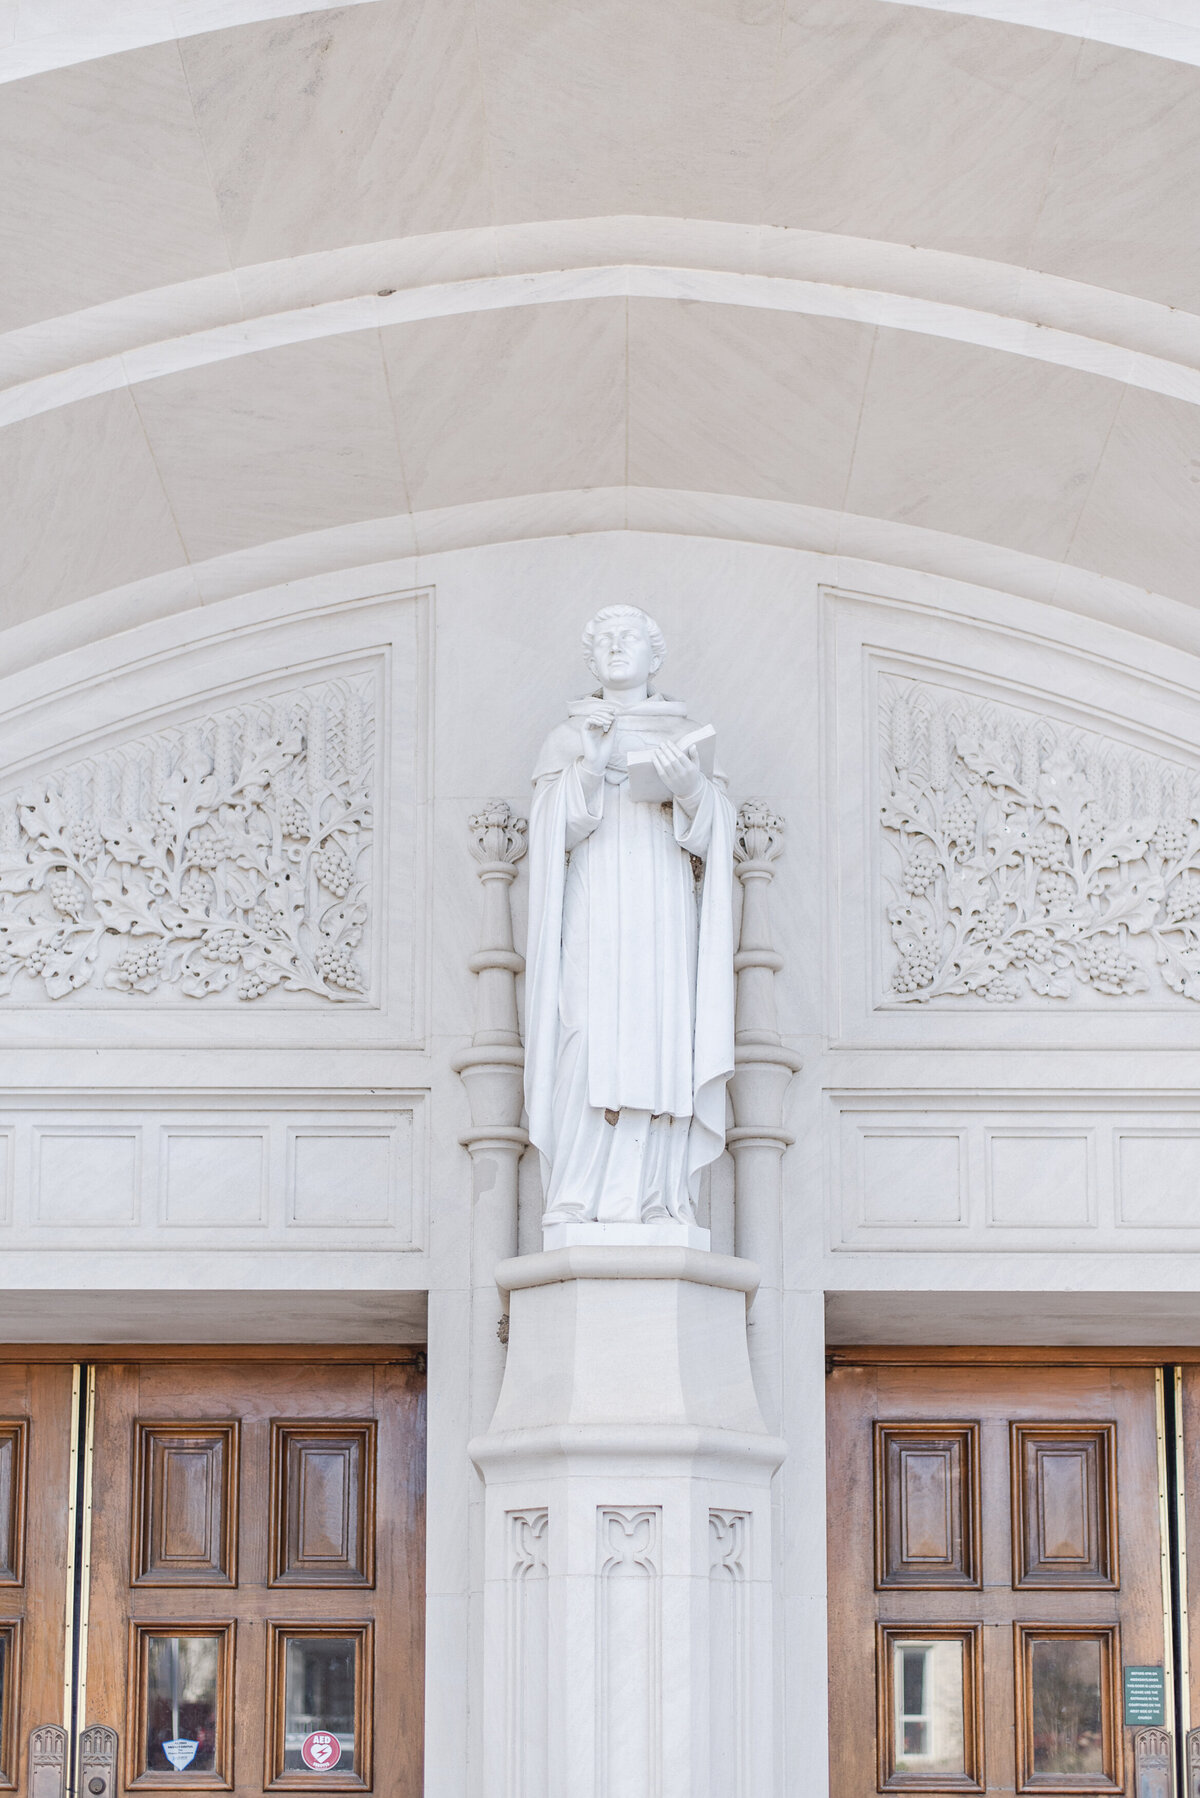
[301,1733,342,1771]
[162,1740,198,1772]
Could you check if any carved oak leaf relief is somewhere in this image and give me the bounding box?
[0,676,373,1002]
[881,675,1200,1006]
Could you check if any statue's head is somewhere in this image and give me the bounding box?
[582,606,665,691]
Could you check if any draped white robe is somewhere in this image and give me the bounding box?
[525,694,735,1224]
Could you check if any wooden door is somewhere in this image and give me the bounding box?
[0,1363,75,1792]
[83,1355,424,1798]
[1171,1366,1200,1784]
[828,1359,1169,1797]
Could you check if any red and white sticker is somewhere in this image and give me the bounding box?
[301,1733,342,1771]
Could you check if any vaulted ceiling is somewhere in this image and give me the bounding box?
[5,0,1200,654]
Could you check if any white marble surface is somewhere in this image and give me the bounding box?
[10,263,1200,630]
[2,527,1200,1798]
[0,42,228,334]
[4,6,1200,1785]
[132,329,407,560]
[179,0,490,267]
[474,1249,782,1797]
[11,221,1200,394]
[877,0,1200,69]
[14,257,1200,435]
[5,0,1200,357]
[0,0,380,83]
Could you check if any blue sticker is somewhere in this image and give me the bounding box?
[162,1740,199,1772]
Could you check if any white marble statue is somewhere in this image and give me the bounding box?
[525,606,735,1230]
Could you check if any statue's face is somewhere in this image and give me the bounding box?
[588,615,657,689]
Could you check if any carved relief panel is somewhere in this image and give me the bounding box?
[874,1422,981,1590]
[827,587,1200,1049]
[0,587,429,1050]
[880,672,1200,1010]
[269,1422,376,1587]
[1010,1424,1117,1589]
[0,1426,26,1586]
[132,1422,239,1586]
[0,675,374,1006]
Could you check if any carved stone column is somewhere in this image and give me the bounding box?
[727,803,800,1432]
[471,1246,786,1798]
[451,801,527,1433]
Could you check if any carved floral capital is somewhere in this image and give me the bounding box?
[469,800,528,867]
[734,800,785,867]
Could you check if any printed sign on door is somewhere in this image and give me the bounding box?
[301,1733,342,1771]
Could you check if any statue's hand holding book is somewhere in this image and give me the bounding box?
[626,724,716,803]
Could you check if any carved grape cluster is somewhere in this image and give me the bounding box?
[116,941,164,981]
[313,845,352,897]
[315,943,364,991]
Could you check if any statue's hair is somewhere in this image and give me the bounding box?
[581,605,666,671]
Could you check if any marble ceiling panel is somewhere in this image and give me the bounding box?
[378,299,628,512]
[178,0,491,267]
[0,41,228,334]
[131,330,407,561]
[844,331,1125,563]
[625,299,873,509]
[1067,383,1200,601]
[0,390,185,632]
[473,0,783,227]
[1026,37,1200,314]
[3,299,1200,632]
[1,0,1199,339]
[767,0,1078,267]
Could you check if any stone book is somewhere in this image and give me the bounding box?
[624,723,716,802]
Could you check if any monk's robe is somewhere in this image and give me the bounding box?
[525,692,735,1225]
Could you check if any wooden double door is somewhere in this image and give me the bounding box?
[0,1351,424,1797]
[828,1354,1200,1797]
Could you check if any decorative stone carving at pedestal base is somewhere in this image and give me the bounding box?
[471,1246,784,1798]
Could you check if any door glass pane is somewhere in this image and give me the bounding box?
[283,1637,357,1772]
[1031,1637,1103,1775]
[144,1636,219,1774]
[891,1638,966,1775]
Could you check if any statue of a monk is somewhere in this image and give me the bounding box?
[525,605,735,1231]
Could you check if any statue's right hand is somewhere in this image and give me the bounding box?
[580,705,617,773]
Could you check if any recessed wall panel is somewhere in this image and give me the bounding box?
[862,1134,963,1227]
[1116,1133,1200,1226]
[35,1130,139,1226]
[162,1133,266,1227]
[988,1134,1091,1228]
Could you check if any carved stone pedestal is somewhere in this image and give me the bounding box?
[541,1218,710,1251]
[470,1246,785,1798]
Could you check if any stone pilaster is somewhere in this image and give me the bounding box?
[728,802,801,1431]
[452,800,528,1432]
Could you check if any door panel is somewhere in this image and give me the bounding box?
[0,1366,74,1793]
[829,1362,1169,1797]
[81,1357,424,1798]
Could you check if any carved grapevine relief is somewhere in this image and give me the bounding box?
[881,674,1200,1005]
[0,675,373,1002]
